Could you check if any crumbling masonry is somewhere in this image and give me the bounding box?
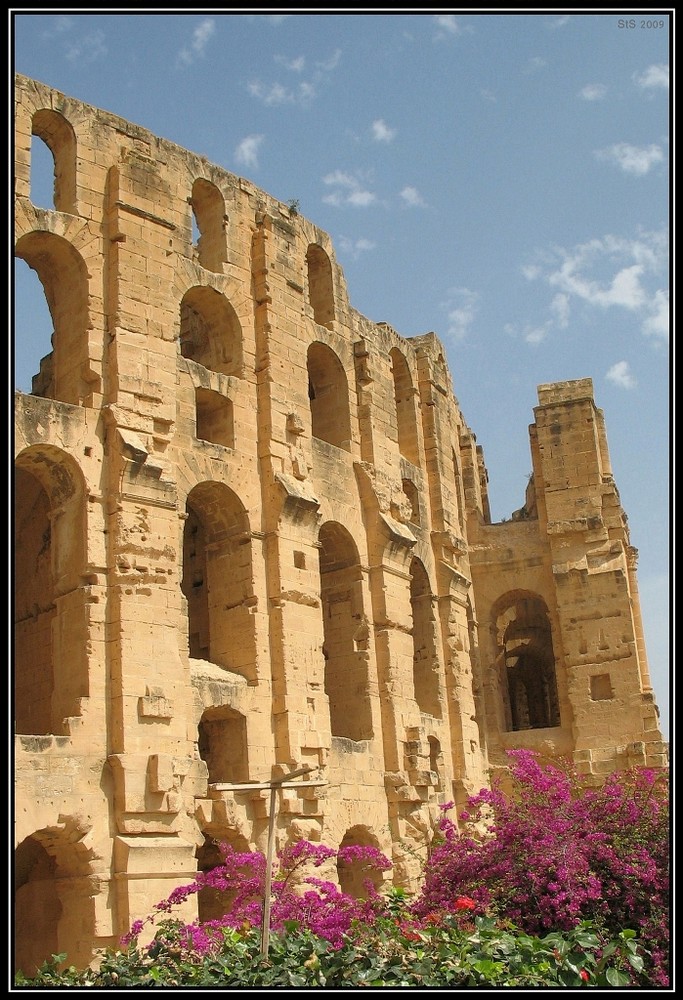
[13,74,666,974]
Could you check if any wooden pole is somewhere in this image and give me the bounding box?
[260,782,278,958]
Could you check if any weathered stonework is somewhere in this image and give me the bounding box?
[13,74,666,974]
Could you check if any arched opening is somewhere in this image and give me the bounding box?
[390,348,420,464]
[306,243,334,327]
[181,482,256,681]
[195,832,251,923]
[307,342,351,451]
[402,478,420,525]
[410,558,441,718]
[14,827,96,977]
[493,593,560,732]
[179,286,242,377]
[14,447,88,735]
[191,178,227,273]
[198,705,249,785]
[14,231,92,405]
[337,827,385,899]
[31,109,77,214]
[318,522,372,741]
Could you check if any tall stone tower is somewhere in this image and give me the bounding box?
[13,74,666,975]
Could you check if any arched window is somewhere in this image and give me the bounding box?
[191,178,227,273]
[318,522,372,740]
[410,558,441,718]
[493,592,560,732]
[14,232,91,405]
[307,342,351,451]
[31,109,77,214]
[14,827,96,977]
[306,243,334,327]
[337,827,385,899]
[182,482,256,681]
[402,479,420,525]
[14,446,88,735]
[195,833,251,923]
[198,706,248,784]
[179,286,242,377]
[390,348,420,464]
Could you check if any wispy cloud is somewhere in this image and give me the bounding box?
[434,15,462,40]
[248,49,341,107]
[606,361,637,389]
[441,287,479,342]
[595,142,664,176]
[634,64,669,90]
[548,15,571,28]
[579,83,607,101]
[524,56,548,74]
[234,134,264,170]
[275,54,305,72]
[322,170,376,208]
[372,119,396,143]
[522,229,669,344]
[41,15,73,38]
[400,186,426,208]
[177,17,215,67]
[338,236,376,259]
[64,29,107,64]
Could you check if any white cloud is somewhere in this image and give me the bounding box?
[275,55,305,72]
[595,142,664,176]
[606,361,637,389]
[64,29,106,64]
[338,236,376,259]
[643,289,670,343]
[580,83,607,101]
[316,49,342,72]
[524,56,548,74]
[524,229,669,343]
[634,64,669,90]
[234,134,264,170]
[322,170,376,208]
[400,186,425,207]
[441,287,479,342]
[248,80,293,105]
[548,15,570,28]
[372,119,396,143]
[550,293,570,328]
[480,88,497,103]
[178,17,215,66]
[434,15,461,39]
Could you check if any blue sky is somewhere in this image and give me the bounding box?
[11,11,671,738]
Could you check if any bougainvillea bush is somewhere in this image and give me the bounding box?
[413,750,670,987]
[14,752,669,988]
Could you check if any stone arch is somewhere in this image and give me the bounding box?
[306,243,334,327]
[318,521,373,741]
[31,108,77,214]
[492,591,560,732]
[191,178,227,273]
[14,823,97,977]
[195,831,251,923]
[390,348,420,464]
[179,285,243,377]
[14,445,89,735]
[14,231,92,405]
[337,826,385,898]
[307,341,351,451]
[198,704,249,785]
[410,557,441,718]
[181,481,257,681]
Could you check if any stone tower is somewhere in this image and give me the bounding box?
[13,74,666,974]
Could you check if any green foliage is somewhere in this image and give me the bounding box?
[14,918,646,989]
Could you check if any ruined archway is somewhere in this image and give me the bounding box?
[390,348,420,465]
[181,481,256,681]
[410,558,441,718]
[337,826,385,899]
[318,521,373,741]
[492,592,560,732]
[179,285,242,377]
[191,178,227,273]
[14,446,88,735]
[307,342,351,451]
[306,243,334,328]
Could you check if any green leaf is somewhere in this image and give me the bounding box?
[606,968,630,986]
